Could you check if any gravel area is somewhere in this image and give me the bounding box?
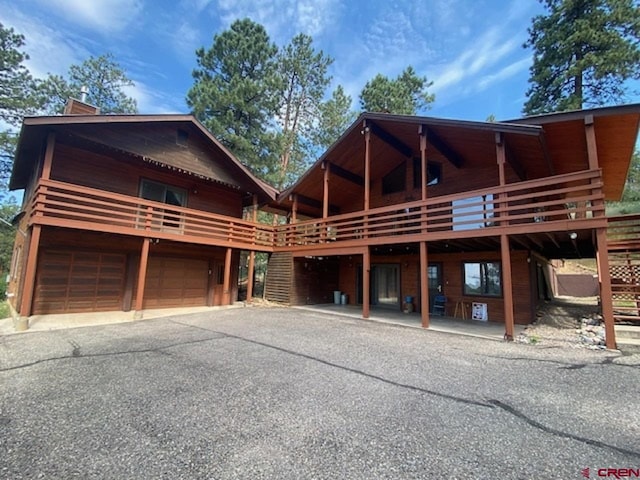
[1,307,639,479]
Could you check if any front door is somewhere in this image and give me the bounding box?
[372,264,400,308]
[427,263,443,307]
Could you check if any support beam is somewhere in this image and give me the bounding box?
[419,241,429,328]
[363,122,371,211]
[425,126,464,168]
[501,234,515,341]
[223,247,232,305]
[585,115,599,170]
[295,194,340,215]
[17,225,42,326]
[419,125,428,201]
[322,162,330,219]
[329,163,364,186]
[291,194,298,223]
[595,228,616,349]
[246,251,255,302]
[134,237,150,314]
[369,121,413,157]
[362,247,370,319]
[42,132,56,180]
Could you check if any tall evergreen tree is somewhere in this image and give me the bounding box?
[40,53,138,114]
[523,0,640,115]
[314,85,357,151]
[187,18,280,182]
[275,34,333,188]
[359,66,435,115]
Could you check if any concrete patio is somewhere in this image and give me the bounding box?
[294,303,525,341]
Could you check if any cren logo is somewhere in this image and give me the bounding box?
[582,468,590,478]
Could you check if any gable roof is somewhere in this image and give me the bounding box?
[10,114,278,204]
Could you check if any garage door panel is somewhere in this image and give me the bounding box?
[33,250,126,315]
[142,257,208,308]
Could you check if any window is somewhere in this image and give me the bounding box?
[176,129,189,147]
[463,261,502,297]
[382,163,406,195]
[413,159,442,188]
[139,179,187,230]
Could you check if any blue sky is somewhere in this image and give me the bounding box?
[1,0,550,121]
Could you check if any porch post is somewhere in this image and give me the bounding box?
[419,125,427,201]
[292,194,298,223]
[419,241,429,328]
[585,115,616,348]
[501,234,515,340]
[223,247,233,305]
[595,229,616,349]
[134,237,150,316]
[362,246,370,319]
[363,122,371,211]
[16,225,42,329]
[246,195,258,303]
[322,163,330,219]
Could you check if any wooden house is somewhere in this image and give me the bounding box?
[7,100,640,349]
[7,99,275,328]
[264,105,640,348]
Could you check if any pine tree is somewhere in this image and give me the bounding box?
[523,0,640,115]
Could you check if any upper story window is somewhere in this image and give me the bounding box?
[413,159,442,188]
[140,179,187,207]
[382,163,406,195]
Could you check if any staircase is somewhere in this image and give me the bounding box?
[607,214,640,325]
[264,252,293,304]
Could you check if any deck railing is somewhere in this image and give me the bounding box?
[274,169,605,250]
[30,179,275,251]
[607,214,640,322]
[29,170,605,254]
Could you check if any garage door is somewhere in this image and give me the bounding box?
[33,250,126,314]
[142,257,209,309]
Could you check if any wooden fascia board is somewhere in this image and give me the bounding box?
[426,126,464,169]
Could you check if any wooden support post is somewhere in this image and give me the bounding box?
[595,228,616,349]
[419,125,427,201]
[291,194,298,224]
[362,247,370,319]
[501,234,515,341]
[246,195,258,303]
[495,133,507,226]
[363,123,371,211]
[134,237,150,316]
[322,163,330,219]
[17,225,42,327]
[419,241,429,328]
[223,247,232,305]
[42,133,56,180]
[246,251,255,302]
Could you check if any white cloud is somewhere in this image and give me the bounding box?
[476,57,531,92]
[123,81,187,114]
[0,5,89,78]
[30,0,143,33]
[214,0,341,42]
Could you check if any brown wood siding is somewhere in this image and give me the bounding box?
[50,143,243,217]
[32,250,126,314]
[66,123,244,188]
[290,257,339,305]
[142,257,209,309]
[335,250,532,324]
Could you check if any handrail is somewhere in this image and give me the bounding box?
[275,169,605,249]
[30,178,275,251]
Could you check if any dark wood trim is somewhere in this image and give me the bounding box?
[426,126,464,168]
[596,228,616,349]
[223,247,232,305]
[296,194,340,215]
[19,225,42,317]
[369,121,413,157]
[329,163,364,186]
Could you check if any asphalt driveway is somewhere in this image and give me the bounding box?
[1,307,639,479]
